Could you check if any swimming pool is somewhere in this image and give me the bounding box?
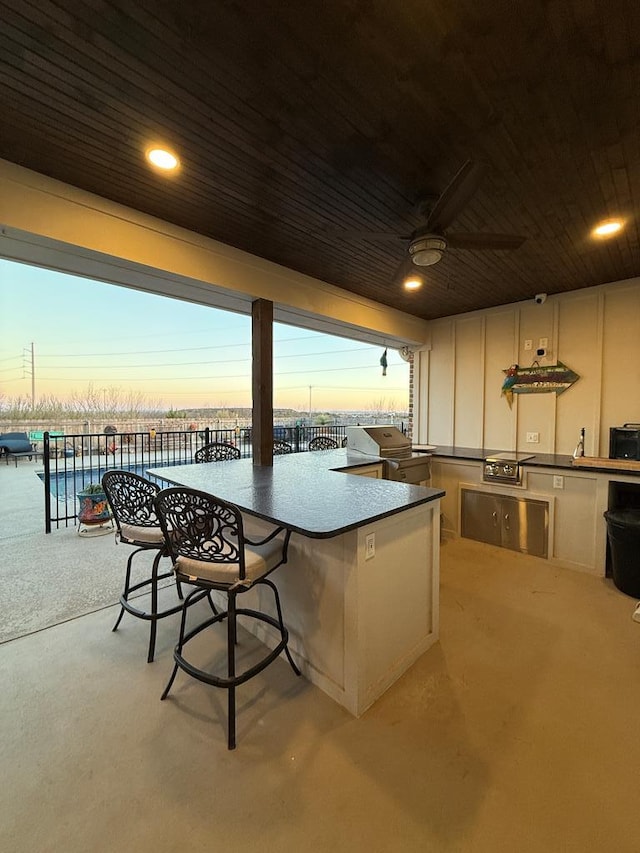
[38,462,190,499]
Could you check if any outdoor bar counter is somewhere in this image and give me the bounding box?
[148,449,444,716]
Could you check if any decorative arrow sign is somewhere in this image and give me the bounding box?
[501,361,579,407]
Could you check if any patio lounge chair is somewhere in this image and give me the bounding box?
[0,432,41,466]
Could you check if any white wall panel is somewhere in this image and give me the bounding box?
[427,321,454,444]
[483,310,517,451]
[516,392,556,454]
[556,291,602,455]
[453,317,484,448]
[600,283,640,451]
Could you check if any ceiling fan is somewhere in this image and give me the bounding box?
[394,159,526,271]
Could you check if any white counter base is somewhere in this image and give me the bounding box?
[238,501,440,716]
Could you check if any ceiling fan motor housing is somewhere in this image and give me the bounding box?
[409,235,447,266]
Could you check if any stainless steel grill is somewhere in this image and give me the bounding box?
[346,426,431,485]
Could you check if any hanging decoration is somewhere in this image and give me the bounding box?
[501,361,580,408]
[380,348,388,376]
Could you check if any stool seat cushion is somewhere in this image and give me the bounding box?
[175,536,284,586]
[119,522,165,545]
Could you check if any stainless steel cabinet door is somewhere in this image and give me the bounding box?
[461,490,502,546]
[501,495,548,557]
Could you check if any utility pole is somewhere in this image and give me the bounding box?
[23,342,35,408]
[308,385,312,421]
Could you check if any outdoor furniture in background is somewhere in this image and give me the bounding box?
[308,435,339,451]
[0,432,42,466]
[29,430,64,450]
[101,470,203,663]
[194,442,241,463]
[154,486,300,750]
[273,439,293,455]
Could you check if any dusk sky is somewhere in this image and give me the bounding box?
[0,259,409,413]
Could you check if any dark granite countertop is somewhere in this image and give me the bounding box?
[430,446,639,475]
[147,449,444,539]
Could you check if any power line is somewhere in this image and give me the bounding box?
[36,333,349,358]
[276,384,408,391]
[35,361,405,382]
[37,345,381,368]
[104,386,408,398]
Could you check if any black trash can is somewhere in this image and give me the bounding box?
[604,510,640,597]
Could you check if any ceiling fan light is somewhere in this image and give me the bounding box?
[409,236,446,266]
[412,248,442,266]
[403,276,423,290]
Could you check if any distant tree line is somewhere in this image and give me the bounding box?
[0,386,162,420]
[1,386,405,422]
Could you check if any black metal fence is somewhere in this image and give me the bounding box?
[41,423,408,532]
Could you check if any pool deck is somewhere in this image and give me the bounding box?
[0,456,162,645]
[2,453,50,538]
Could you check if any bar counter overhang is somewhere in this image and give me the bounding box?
[148,449,444,716]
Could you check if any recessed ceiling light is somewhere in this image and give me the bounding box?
[403,276,423,291]
[592,219,623,238]
[145,147,180,171]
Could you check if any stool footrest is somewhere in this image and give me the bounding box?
[173,607,291,689]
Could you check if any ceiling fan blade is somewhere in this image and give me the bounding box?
[446,232,526,250]
[426,160,484,233]
[350,231,411,240]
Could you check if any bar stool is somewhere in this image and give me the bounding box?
[308,435,338,450]
[273,439,293,455]
[154,486,301,749]
[102,470,206,663]
[194,442,241,463]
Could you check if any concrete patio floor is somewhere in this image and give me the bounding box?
[2,467,640,851]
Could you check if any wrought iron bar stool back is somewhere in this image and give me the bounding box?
[273,439,293,455]
[102,470,201,662]
[308,435,339,451]
[194,442,241,463]
[154,486,300,750]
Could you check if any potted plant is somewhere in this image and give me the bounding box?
[77,482,111,525]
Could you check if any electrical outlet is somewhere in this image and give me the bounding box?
[526,432,539,443]
[553,475,564,489]
[524,339,532,351]
[365,532,375,560]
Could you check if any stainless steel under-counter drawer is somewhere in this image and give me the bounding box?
[461,488,549,558]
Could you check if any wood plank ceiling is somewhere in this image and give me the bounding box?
[0,0,638,320]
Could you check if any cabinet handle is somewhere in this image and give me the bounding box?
[504,513,510,530]
[492,510,498,526]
